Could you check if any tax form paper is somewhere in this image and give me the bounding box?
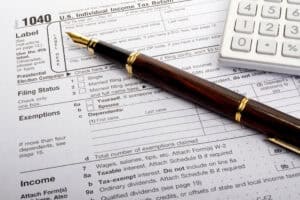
[1,0,299,199]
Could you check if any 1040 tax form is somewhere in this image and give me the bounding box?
[0,0,299,199]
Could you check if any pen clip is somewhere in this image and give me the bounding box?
[267,137,300,155]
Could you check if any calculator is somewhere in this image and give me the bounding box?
[219,0,300,75]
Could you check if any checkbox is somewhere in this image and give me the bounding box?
[78,82,86,88]
[87,105,94,111]
[86,99,94,105]
[77,76,85,82]
[79,88,86,94]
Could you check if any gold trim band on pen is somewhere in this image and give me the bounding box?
[125,51,140,75]
[87,39,98,54]
[235,97,249,122]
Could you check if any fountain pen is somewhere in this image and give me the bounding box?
[66,32,300,155]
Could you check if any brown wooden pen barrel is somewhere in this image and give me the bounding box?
[132,54,243,120]
[242,100,300,147]
[93,42,300,150]
[132,54,300,148]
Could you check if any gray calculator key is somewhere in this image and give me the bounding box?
[256,39,277,55]
[262,4,281,19]
[282,42,300,58]
[286,7,300,21]
[285,24,300,39]
[238,1,257,16]
[235,19,255,34]
[231,36,252,52]
[259,22,279,36]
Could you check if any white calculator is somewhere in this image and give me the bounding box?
[219,0,300,75]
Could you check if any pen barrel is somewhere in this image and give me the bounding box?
[92,41,300,150]
[242,100,300,147]
[93,42,242,117]
[132,54,300,147]
[132,54,243,120]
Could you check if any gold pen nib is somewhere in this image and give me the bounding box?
[66,32,90,47]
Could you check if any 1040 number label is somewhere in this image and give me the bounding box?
[22,14,52,26]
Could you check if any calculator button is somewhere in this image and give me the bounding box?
[238,1,257,16]
[285,24,300,39]
[259,22,279,36]
[286,7,300,21]
[256,39,277,55]
[282,42,300,58]
[288,0,300,5]
[262,4,281,19]
[235,19,255,34]
[231,36,252,52]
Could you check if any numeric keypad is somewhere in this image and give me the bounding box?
[231,0,300,58]
[220,0,300,75]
